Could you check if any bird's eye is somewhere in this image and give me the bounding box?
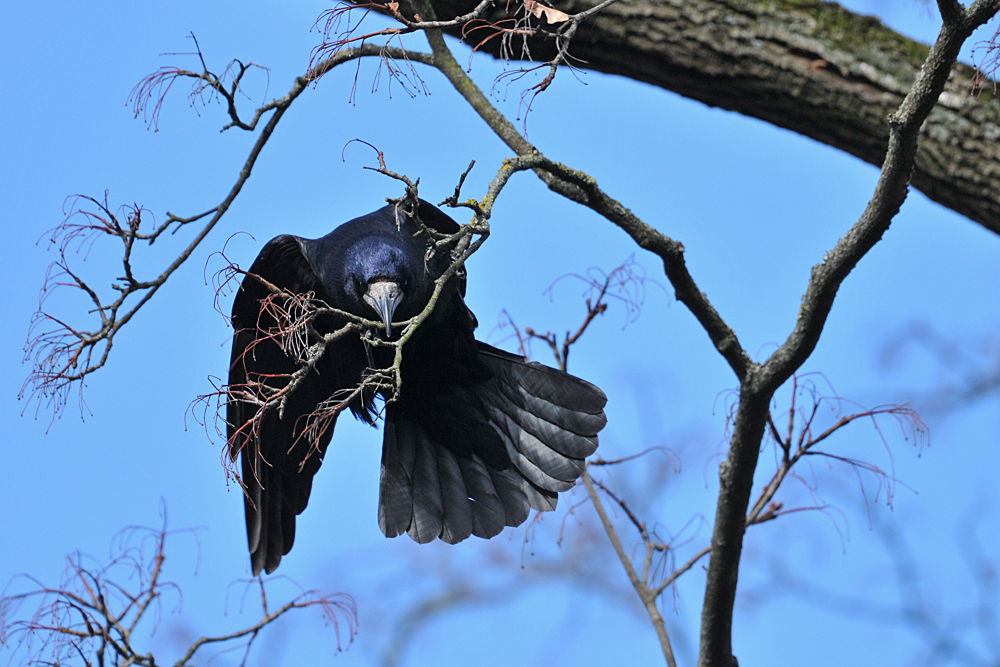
[350,274,363,296]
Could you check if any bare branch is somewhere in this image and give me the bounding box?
[1,513,357,667]
[23,42,431,418]
[521,255,655,370]
[128,33,272,133]
[582,470,678,667]
[746,375,927,527]
[410,13,754,381]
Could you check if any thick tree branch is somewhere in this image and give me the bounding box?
[418,0,1000,234]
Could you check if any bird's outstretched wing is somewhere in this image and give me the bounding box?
[228,235,344,575]
[378,342,608,543]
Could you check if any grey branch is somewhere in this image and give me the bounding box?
[583,470,679,667]
[418,0,1000,235]
[699,3,997,665]
[402,1,997,664]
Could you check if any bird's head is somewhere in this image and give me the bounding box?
[341,241,416,337]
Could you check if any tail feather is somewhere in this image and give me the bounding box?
[245,473,263,555]
[269,482,291,562]
[381,409,527,541]
[243,438,296,576]
[378,419,414,539]
[489,397,589,481]
[480,349,603,490]
[492,390,600,457]
[514,472,558,512]
[407,425,444,544]
[247,464,286,576]
[483,346,606,414]
[519,376,605,413]
[513,388,607,439]
[235,363,338,576]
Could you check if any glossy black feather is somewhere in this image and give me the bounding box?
[227,200,607,574]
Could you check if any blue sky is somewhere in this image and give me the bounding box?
[2,2,998,666]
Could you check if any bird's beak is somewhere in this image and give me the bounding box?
[363,280,404,336]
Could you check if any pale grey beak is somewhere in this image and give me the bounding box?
[363,280,404,336]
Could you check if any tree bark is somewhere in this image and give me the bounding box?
[427,0,1000,234]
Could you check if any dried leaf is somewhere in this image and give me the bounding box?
[524,0,570,24]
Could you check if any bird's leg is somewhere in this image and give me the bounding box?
[362,329,377,371]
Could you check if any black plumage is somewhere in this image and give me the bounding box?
[227,200,607,575]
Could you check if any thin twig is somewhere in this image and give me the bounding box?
[582,470,678,667]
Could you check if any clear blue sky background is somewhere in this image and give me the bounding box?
[2,2,998,666]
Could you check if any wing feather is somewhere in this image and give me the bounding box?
[457,454,507,538]
[228,235,340,575]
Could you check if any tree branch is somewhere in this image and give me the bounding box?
[411,4,756,381]
[698,5,997,664]
[23,43,428,415]
[583,470,678,667]
[420,0,1000,235]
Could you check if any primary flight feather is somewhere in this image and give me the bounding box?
[227,200,607,575]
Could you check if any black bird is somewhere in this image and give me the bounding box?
[228,200,607,575]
